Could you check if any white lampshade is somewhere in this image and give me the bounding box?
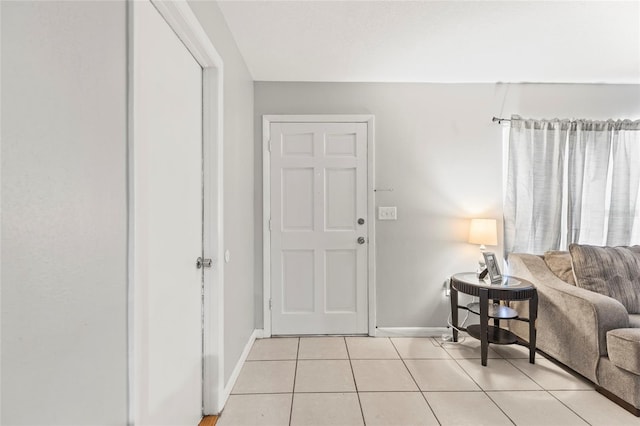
[468,218,498,246]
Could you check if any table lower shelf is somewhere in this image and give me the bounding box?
[467,324,518,345]
[466,302,519,319]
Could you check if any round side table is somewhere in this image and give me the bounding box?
[450,272,538,366]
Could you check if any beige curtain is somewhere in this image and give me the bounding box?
[505,116,640,254]
[607,120,640,245]
[504,116,569,254]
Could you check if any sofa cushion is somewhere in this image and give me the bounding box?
[630,314,640,328]
[607,328,640,375]
[543,251,576,285]
[570,244,640,314]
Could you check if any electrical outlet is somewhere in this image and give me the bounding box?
[378,206,397,220]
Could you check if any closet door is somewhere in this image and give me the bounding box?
[132,1,203,424]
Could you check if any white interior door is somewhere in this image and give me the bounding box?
[270,122,369,335]
[133,1,203,424]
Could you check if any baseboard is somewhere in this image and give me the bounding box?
[374,327,449,337]
[220,329,260,409]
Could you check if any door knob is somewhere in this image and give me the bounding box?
[358,218,365,225]
[357,237,366,245]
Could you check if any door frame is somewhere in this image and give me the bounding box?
[127,0,225,418]
[262,115,376,337]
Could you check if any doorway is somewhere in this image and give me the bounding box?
[263,115,376,336]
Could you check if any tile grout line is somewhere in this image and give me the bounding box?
[236,337,607,425]
[482,392,518,425]
[440,318,589,424]
[288,338,300,426]
[476,348,591,424]
[344,337,367,425]
[544,390,594,426]
[446,346,517,425]
[503,357,594,425]
[388,338,442,426]
[231,388,598,395]
[236,389,562,395]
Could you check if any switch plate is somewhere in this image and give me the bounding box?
[378,206,397,220]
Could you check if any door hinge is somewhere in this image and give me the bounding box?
[269,219,272,231]
[269,298,272,310]
[268,139,272,152]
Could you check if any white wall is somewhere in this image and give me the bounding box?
[189,1,256,384]
[1,1,128,424]
[254,82,640,329]
[2,1,256,422]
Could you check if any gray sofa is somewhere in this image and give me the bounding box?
[508,252,640,415]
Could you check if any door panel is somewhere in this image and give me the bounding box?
[283,132,314,156]
[282,168,315,231]
[326,168,357,230]
[282,250,315,313]
[271,122,368,335]
[325,249,357,312]
[133,1,203,424]
[325,133,357,156]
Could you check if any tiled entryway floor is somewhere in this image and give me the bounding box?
[218,336,640,426]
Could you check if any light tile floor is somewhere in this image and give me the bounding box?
[218,335,640,426]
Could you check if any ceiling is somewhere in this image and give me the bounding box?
[216,0,640,84]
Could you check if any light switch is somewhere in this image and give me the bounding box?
[378,206,397,220]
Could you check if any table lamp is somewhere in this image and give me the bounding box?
[468,218,498,274]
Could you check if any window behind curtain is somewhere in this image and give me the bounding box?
[503,115,640,255]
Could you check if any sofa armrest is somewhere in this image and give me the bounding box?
[508,253,629,382]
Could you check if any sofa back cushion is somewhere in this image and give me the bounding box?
[569,244,640,314]
[543,251,576,285]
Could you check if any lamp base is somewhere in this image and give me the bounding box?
[476,244,487,276]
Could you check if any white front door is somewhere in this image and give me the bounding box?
[270,122,369,335]
[132,1,203,424]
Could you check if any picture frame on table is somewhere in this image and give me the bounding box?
[482,251,502,284]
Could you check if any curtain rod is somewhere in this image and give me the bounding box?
[493,116,581,125]
[492,117,639,125]
[492,116,589,125]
